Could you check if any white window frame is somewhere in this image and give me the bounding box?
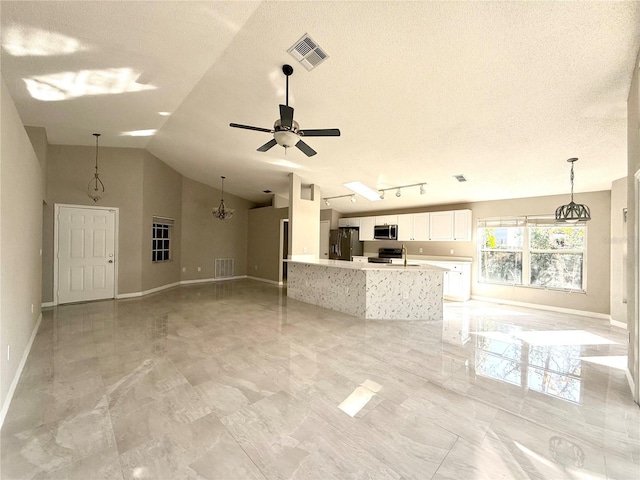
[478,217,587,293]
[152,216,174,263]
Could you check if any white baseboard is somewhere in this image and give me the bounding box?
[610,318,628,329]
[40,301,55,308]
[246,276,283,286]
[0,313,42,430]
[470,295,610,320]
[180,275,247,286]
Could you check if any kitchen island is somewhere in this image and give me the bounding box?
[286,259,446,320]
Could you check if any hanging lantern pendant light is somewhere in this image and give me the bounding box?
[87,133,105,202]
[555,157,591,223]
[212,176,235,220]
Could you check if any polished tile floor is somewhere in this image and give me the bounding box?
[1,279,638,479]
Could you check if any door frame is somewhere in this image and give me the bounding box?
[634,171,640,403]
[278,218,289,285]
[53,203,119,306]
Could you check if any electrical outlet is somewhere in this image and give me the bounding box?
[254,265,258,270]
[182,267,186,272]
[31,304,34,314]
[7,345,10,362]
[197,267,201,272]
[419,248,423,253]
[450,249,454,255]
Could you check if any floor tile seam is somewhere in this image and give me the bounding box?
[217,416,271,480]
[428,435,461,479]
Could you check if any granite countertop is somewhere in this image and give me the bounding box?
[286,258,448,272]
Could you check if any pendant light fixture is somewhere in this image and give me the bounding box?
[212,176,235,220]
[555,158,591,223]
[87,133,105,202]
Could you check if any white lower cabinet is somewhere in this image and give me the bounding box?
[427,261,471,301]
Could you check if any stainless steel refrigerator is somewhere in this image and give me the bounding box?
[329,228,363,261]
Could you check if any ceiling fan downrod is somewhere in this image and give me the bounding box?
[283,64,293,107]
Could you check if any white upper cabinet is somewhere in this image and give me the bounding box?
[338,217,361,228]
[359,216,376,241]
[453,209,472,241]
[397,213,430,241]
[397,214,413,241]
[412,213,430,241]
[375,215,398,225]
[429,211,454,240]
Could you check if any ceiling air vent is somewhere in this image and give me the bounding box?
[454,174,467,182]
[288,34,329,71]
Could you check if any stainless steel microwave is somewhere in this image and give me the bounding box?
[374,224,398,240]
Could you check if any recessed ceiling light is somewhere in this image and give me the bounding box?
[120,129,157,137]
[343,181,381,201]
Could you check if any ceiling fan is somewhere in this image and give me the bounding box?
[230,64,340,157]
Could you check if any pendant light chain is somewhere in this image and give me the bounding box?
[87,133,105,202]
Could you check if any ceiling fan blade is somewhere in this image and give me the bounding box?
[295,140,317,157]
[299,128,341,137]
[230,123,273,133]
[279,105,294,129]
[257,138,278,152]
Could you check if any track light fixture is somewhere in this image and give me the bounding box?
[323,193,359,204]
[378,182,427,200]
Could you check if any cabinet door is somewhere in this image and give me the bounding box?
[375,215,398,225]
[412,213,429,241]
[359,216,376,241]
[397,214,413,241]
[429,211,454,240]
[338,218,349,227]
[447,271,464,297]
[453,210,472,241]
[349,217,361,228]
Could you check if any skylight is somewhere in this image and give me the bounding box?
[343,181,381,201]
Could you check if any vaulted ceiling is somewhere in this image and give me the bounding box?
[2,1,639,213]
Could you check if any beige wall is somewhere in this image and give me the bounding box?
[627,51,639,400]
[141,151,182,292]
[610,177,628,325]
[180,177,253,281]
[288,173,320,259]
[320,208,341,229]
[24,126,48,203]
[44,145,144,301]
[352,191,611,315]
[248,206,289,282]
[0,80,44,420]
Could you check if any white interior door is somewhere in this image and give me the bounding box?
[320,220,330,259]
[57,205,116,304]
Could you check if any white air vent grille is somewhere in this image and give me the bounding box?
[215,258,234,278]
[288,34,329,71]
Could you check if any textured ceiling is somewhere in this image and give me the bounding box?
[2,1,639,213]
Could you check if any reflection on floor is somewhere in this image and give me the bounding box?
[1,280,638,479]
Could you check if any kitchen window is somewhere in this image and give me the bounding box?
[478,217,586,291]
[152,216,174,262]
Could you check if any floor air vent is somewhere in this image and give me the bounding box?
[215,258,234,278]
[288,34,329,71]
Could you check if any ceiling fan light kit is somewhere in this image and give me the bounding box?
[555,158,591,223]
[230,64,340,157]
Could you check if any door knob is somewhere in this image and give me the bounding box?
[108,260,113,263]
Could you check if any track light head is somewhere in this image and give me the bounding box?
[350,195,356,203]
[396,188,401,198]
